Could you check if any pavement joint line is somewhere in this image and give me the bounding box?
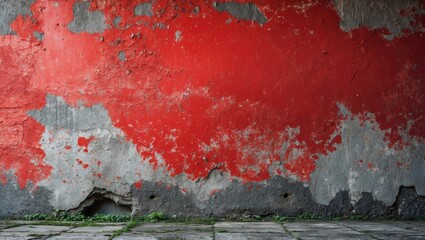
[212,222,216,240]
[280,223,301,240]
[333,222,381,240]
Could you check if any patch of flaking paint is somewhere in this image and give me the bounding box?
[310,103,425,205]
[332,0,425,40]
[213,2,267,25]
[0,0,35,35]
[68,1,108,34]
[29,95,233,210]
[134,3,153,17]
[175,30,182,42]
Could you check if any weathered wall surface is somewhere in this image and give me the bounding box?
[1,0,425,218]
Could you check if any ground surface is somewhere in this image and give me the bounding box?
[0,220,424,239]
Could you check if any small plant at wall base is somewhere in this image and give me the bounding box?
[145,211,168,222]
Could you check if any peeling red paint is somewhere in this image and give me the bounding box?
[134,180,143,189]
[77,137,95,153]
[0,0,424,188]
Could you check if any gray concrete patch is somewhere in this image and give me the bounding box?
[33,31,43,41]
[332,0,425,39]
[68,1,108,34]
[0,0,35,35]
[0,176,53,218]
[310,104,425,207]
[212,2,267,25]
[134,3,153,17]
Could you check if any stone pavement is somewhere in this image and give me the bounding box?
[0,220,424,239]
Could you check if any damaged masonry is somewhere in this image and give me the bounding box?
[0,0,425,218]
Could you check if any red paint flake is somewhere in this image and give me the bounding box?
[134,180,143,189]
[64,145,72,150]
[97,160,102,166]
[367,162,375,169]
[96,173,102,178]
[82,163,89,169]
[180,188,188,193]
[78,136,95,152]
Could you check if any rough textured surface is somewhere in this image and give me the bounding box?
[134,3,154,17]
[310,104,425,206]
[0,0,35,35]
[333,0,425,39]
[0,176,53,218]
[68,1,108,34]
[213,2,267,25]
[1,0,425,217]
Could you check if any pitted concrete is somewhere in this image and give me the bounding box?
[213,2,267,25]
[68,1,108,34]
[332,0,425,39]
[0,0,35,35]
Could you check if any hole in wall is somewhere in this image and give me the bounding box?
[149,194,157,200]
[82,197,132,217]
[283,193,291,198]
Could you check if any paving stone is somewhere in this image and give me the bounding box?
[67,225,124,233]
[1,225,71,233]
[130,223,212,233]
[214,222,285,233]
[116,231,213,240]
[0,225,70,239]
[385,221,425,232]
[47,233,111,240]
[283,222,369,240]
[339,221,417,233]
[215,232,295,240]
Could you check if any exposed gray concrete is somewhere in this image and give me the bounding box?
[310,104,425,206]
[0,0,34,35]
[175,30,182,42]
[33,31,43,41]
[134,3,153,17]
[0,175,53,218]
[213,2,267,25]
[68,1,108,34]
[332,0,425,39]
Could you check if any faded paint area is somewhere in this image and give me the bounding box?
[310,104,425,205]
[0,0,425,216]
[333,0,425,39]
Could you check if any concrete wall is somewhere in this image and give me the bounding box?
[1,0,425,218]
